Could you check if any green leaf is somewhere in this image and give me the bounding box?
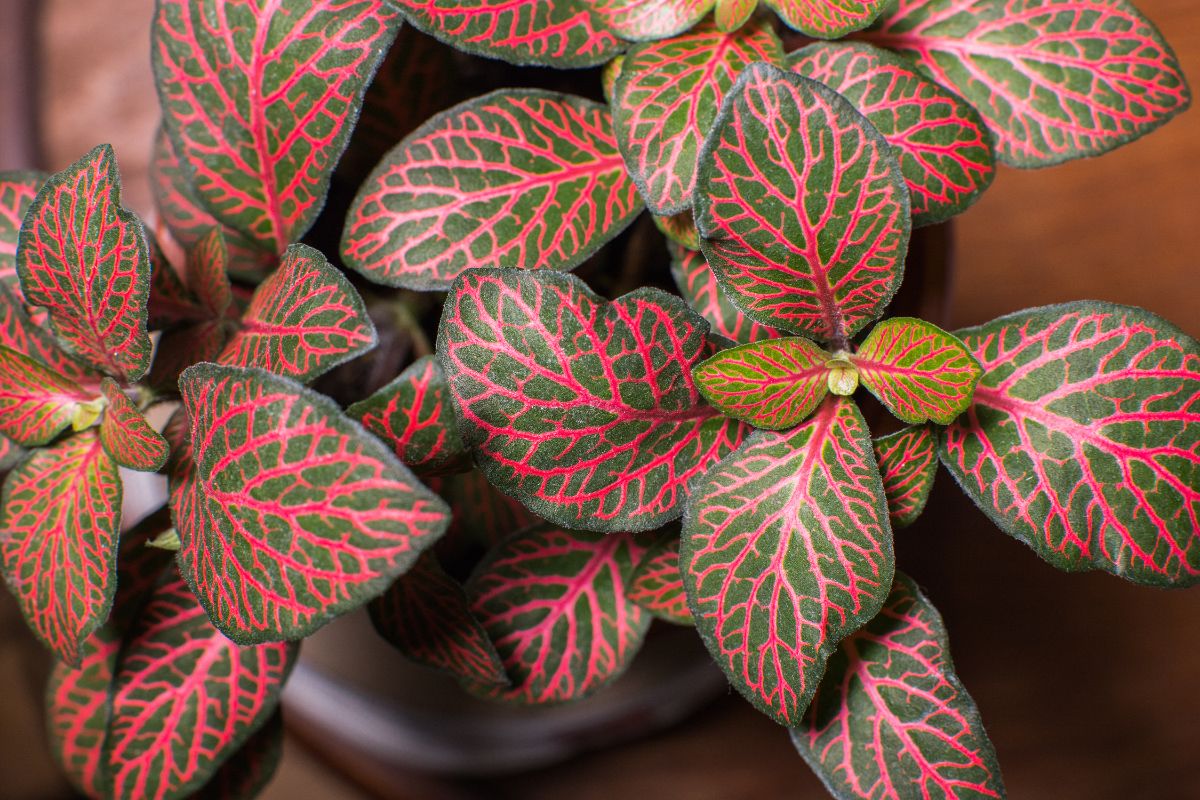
[715,0,757,31]
[0,283,102,386]
[0,171,46,289]
[851,317,982,425]
[45,629,118,800]
[589,0,713,41]
[693,337,832,430]
[653,210,700,250]
[874,425,937,529]
[627,531,692,624]
[763,0,888,38]
[98,378,169,472]
[0,345,96,447]
[682,397,894,724]
[669,243,784,345]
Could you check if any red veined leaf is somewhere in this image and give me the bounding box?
[110,510,179,633]
[437,268,747,532]
[694,337,833,430]
[695,63,910,345]
[45,629,118,800]
[347,355,471,477]
[430,469,541,556]
[653,210,700,249]
[791,572,1005,799]
[389,0,623,67]
[342,90,641,291]
[851,317,982,425]
[589,0,713,41]
[217,244,376,383]
[0,345,97,446]
[193,710,285,800]
[715,0,757,31]
[0,431,121,665]
[874,425,937,528]
[368,551,508,685]
[175,363,451,643]
[940,302,1200,587]
[187,226,233,318]
[105,572,297,800]
[147,230,205,330]
[864,0,1191,167]
[98,378,169,472]
[0,283,102,386]
[148,128,275,280]
[0,435,20,472]
[601,54,625,104]
[147,321,230,394]
[627,531,691,624]
[789,41,995,226]
[762,0,887,37]
[614,18,784,215]
[0,171,46,288]
[668,243,784,345]
[153,0,401,253]
[466,526,650,703]
[682,397,894,724]
[16,144,153,381]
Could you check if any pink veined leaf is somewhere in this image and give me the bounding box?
[864,0,1191,167]
[187,226,233,318]
[791,572,1005,799]
[16,144,153,381]
[0,345,97,447]
[694,336,833,430]
[0,171,46,288]
[389,0,624,67]
[614,18,784,215]
[347,355,472,477]
[175,363,451,644]
[762,0,888,37]
[669,243,784,345]
[0,431,121,665]
[0,435,21,472]
[147,320,231,395]
[104,572,297,800]
[874,425,937,528]
[153,0,401,252]
[342,89,642,291]
[193,709,285,800]
[627,531,692,624]
[147,229,206,330]
[98,378,169,472]
[695,63,910,345]
[682,396,894,724]
[653,210,700,250]
[437,268,747,532]
[789,41,996,226]
[45,629,118,800]
[217,244,377,383]
[851,317,983,425]
[588,0,714,42]
[429,469,541,558]
[940,302,1200,587]
[368,550,509,686]
[715,0,758,31]
[0,283,103,386]
[466,526,650,703]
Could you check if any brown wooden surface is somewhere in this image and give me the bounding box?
[0,1,1197,798]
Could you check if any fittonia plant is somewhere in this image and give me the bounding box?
[0,0,1194,797]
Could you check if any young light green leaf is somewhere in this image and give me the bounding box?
[693,337,832,430]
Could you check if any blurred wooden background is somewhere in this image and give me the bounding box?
[1,1,1196,798]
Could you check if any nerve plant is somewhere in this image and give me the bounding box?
[0,0,1193,798]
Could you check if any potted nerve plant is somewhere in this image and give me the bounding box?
[0,0,1194,798]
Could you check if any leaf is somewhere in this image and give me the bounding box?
[17,144,153,381]
[0,435,21,473]
[105,572,297,800]
[614,18,784,215]
[653,210,700,249]
[45,629,118,800]
[695,63,910,344]
[430,469,541,554]
[682,397,894,724]
[627,532,691,624]
[762,0,888,37]
[388,0,623,67]
[865,0,1191,167]
[0,171,46,288]
[0,283,102,386]
[218,244,377,382]
[789,41,995,226]
[694,337,833,430]
[466,526,650,703]
[939,302,1200,587]
[0,346,96,446]
[791,572,1005,799]
[874,426,937,528]
[669,243,784,345]
[153,1,401,253]
[437,268,746,532]
[98,378,169,472]
[347,355,471,476]
[342,89,641,291]
[589,0,713,42]
[187,226,233,318]
[715,0,757,31]
[193,710,285,800]
[368,551,508,685]
[852,317,982,425]
[146,321,229,394]
[175,363,451,643]
[0,431,121,665]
